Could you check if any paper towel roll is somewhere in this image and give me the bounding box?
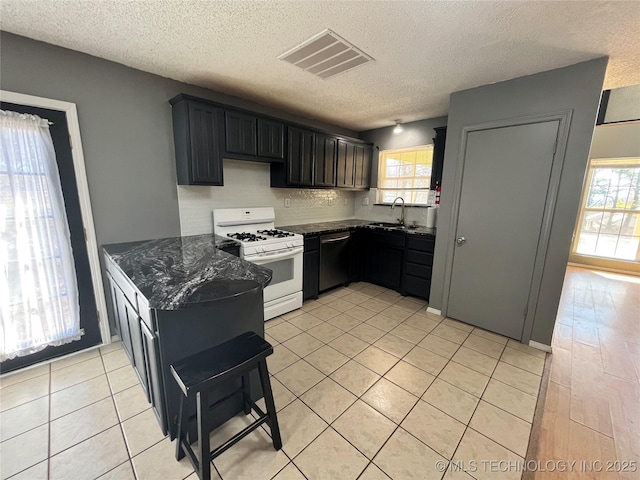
[426,206,437,228]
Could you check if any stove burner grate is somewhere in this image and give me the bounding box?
[228,232,267,242]
[257,229,295,238]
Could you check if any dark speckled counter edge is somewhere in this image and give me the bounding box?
[279,219,436,237]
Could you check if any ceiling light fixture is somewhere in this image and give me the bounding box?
[393,121,404,134]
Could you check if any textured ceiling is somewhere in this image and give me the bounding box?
[1,1,639,131]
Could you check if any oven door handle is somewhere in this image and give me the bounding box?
[249,246,303,263]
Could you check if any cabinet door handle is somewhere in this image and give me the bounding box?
[456,236,467,245]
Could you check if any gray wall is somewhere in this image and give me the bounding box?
[360,117,448,185]
[353,117,447,226]
[0,32,357,247]
[0,31,358,334]
[430,58,608,346]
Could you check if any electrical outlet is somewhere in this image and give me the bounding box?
[284,198,290,208]
[344,198,348,206]
[363,197,370,206]
[328,198,335,206]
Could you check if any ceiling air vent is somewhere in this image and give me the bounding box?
[278,29,374,79]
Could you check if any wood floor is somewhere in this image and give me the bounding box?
[533,266,640,480]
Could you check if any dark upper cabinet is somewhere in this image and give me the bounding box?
[314,134,337,187]
[287,127,315,186]
[225,111,257,156]
[257,118,285,160]
[336,140,356,188]
[171,94,372,189]
[171,98,224,186]
[431,126,446,190]
[354,144,372,189]
[271,134,371,189]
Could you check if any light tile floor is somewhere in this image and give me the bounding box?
[0,282,548,480]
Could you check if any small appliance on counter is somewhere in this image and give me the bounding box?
[213,207,304,320]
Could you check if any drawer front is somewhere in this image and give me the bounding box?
[405,263,431,279]
[403,275,431,300]
[406,250,434,266]
[304,235,320,252]
[406,235,435,252]
[371,230,405,248]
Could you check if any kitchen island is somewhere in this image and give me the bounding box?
[103,234,271,439]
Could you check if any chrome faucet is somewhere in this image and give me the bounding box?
[391,197,405,225]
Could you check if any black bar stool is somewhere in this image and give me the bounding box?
[170,331,282,480]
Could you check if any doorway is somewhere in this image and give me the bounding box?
[1,100,103,373]
[446,118,563,340]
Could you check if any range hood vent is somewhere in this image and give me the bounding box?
[278,29,374,79]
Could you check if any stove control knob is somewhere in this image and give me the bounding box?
[256,246,265,253]
[287,241,294,248]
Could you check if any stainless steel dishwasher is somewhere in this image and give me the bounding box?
[319,231,350,292]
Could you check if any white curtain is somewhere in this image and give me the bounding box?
[0,110,82,362]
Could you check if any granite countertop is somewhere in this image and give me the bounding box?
[103,234,272,310]
[279,219,371,236]
[279,219,436,237]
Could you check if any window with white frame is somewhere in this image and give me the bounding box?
[376,145,433,205]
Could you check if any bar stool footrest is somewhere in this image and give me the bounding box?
[210,412,270,461]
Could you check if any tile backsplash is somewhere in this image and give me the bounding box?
[353,189,439,227]
[177,160,357,235]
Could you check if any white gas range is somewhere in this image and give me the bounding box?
[213,207,304,320]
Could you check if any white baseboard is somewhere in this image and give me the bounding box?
[529,340,552,353]
[426,307,442,315]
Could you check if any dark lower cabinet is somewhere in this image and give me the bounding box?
[402,235,435,300]
[108,273,149,400]
[304,227,435,300]
[361,229,405,290]
[348,229,363,282]
[303,236,320,300]
[140,320,166,433]
[126,303,149,401]
[105,251,264,439]
[109,276,132,361]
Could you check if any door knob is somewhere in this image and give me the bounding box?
[456,236,466,245]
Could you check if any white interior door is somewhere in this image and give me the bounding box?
[447,120,559,339]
